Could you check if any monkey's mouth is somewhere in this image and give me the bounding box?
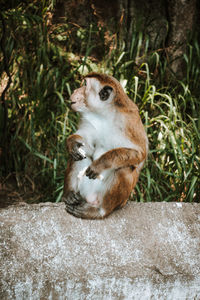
[71,102,76,105]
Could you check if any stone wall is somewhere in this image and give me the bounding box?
[0,202,200,299]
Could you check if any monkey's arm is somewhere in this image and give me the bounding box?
[86,147,146,179]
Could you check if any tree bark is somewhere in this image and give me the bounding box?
[166,0,197,78]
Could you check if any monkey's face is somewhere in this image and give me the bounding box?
[70,86,87,112]
[70,77,114,113]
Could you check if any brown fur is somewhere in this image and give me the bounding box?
[67,134,83,153]
[63,73,148,219]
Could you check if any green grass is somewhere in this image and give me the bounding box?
[0,1,199,203]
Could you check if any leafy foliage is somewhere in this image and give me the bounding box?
[0,1,199,203]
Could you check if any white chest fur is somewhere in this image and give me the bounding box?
[82,111,135,160]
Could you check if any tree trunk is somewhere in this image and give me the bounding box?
[166,0,197,78]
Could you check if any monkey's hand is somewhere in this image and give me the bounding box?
[85,162,104,180]
[67,135,86,161]
[85,165,99,179]
[81,165,104,180]
[70,141,86,161]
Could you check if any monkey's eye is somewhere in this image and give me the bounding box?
[99,86,113,101]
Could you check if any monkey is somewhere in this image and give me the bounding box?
[62,72,148,219]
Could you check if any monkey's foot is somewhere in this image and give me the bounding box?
[63,191,83,206]
[65,200,89,218]
[63,192,105,219]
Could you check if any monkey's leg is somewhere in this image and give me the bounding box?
[64,167,137,219]
[101,167,137,216]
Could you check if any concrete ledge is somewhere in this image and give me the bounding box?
[0,202,200,299]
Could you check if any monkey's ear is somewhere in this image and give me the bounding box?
[99,86,113,101]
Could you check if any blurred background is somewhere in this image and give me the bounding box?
[0,0,199,206]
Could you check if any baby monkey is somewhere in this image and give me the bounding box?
[63,73,148,219]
